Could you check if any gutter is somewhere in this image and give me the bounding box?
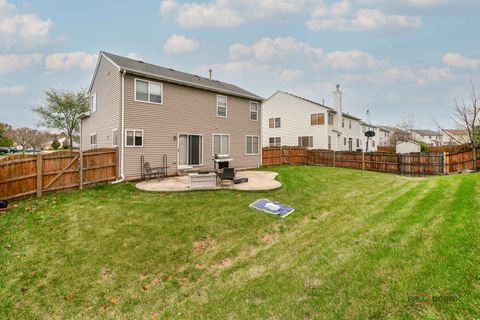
[113,69,126,184]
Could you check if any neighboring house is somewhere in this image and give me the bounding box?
[396,140,421,153]
[261,86,363,151]
[378,126,392,146]
[360,122,381,152]
[440,129,469,145]
[80,52,263,180]
[412,130,442,146]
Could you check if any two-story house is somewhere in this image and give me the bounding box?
[262,85,363,151]
[80,52,263,180]
[412,130,442,146]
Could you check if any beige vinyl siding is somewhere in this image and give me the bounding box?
[81,56,121,151]
[123,75,261,179]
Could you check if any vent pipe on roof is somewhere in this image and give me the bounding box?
[209,69,212,80]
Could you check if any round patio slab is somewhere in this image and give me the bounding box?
[136,170,281,192]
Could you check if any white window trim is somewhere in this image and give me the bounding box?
[249,101,259,121]
[177,133,204,168]
[216,95,228,118]
[245,135,260,156]
[91,93,97,113]
[134,78,164,105]
[89,133,97,149]
[125,129,144,148]
[112,128,118,147]
[212,133,230,156]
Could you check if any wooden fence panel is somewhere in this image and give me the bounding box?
[308,150,334,166]
[399,153,444,176]
[0,148,117,201]
[334,152,363,170]
[446,148,478,173]
[364,153,399,173]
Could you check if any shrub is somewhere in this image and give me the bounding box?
[51,139,61,150]
[420,142,429,153]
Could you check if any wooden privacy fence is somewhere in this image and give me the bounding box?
[0,148,117,200]
[263,147,480,176]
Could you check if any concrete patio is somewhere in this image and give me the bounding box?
[136,171,281,192]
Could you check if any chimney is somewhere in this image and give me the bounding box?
[209,69,212,81]
[334,84,342,130]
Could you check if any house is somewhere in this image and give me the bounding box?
[412,130,442,146]
[261,86,363,151]
[378,126,392,146]
[440,129,469,145]
[360,122,380,152]
[396,140,421,153]
[80,52,263,180]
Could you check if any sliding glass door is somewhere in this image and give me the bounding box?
[178,134,203,166]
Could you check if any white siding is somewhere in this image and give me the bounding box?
[262,91,329,149]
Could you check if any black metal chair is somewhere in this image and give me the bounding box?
[221,168,235,187]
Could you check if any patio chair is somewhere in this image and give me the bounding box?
[221,168,235,187]
[144,162,165,181]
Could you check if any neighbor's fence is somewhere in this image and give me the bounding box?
[0,148,117,200]
[262,147,480,176]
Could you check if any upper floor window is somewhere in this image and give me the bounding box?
[311,113,324,126]
[328,113,334,125]
[217,95,227,117]
[135,79,163,104]
[349,120,352,129]
[90,93,97,113]
[126,129,143,147]
[269,117,281,128]
[250,102,258,121]
[90,133,97,149]
[342,119,344,128]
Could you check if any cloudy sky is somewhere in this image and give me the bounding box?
[1,0,480,129]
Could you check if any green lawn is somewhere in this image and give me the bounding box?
[1,166,479,319]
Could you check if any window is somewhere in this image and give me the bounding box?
[372,140,376,147]
[328,136,331,150]
[349,121,352,129]
[311,113,324,126]
[250,102,258,121]
[179,134,203,166]
[246,136,259,155]
[328,113,334,125]
[348,138,353,151]
[125,129,143,147]
[90,93,97,113]
[135,79,163,104]
[269,137,281,147]
[269,117,281,128]
[298,136,313,148]
[112,129,118,147]
[356,138,360,148]
[344,137,347,145]
[217,95,227,117]
[89,134,97,149]
[213,134,230,155]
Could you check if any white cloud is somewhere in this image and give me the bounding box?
[279,69,304,82]
[127,52,143,60]
[163,34,199,54]
[307,9,422,31]
[229,37,323,62]
[0,0,52,48]
[442,52,480,69]
[324,50,387,70]
[0,53,43,74]
[341,66,452,85]
[44,52,97,72]
[0,85,26,96]
[159,0,307,28]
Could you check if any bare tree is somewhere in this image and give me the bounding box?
[388,115,417,145]
[8,127,36,152]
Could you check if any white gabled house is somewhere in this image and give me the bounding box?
[262,86,364,151]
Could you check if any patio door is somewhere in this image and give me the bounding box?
[178,134,203,167]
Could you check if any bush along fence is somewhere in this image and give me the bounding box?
[0,148,117,201]
[262,146,479,176]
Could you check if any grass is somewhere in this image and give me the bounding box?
[1,166,479,319]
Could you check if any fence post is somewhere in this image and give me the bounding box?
[332,151,336,167]
[362,152,365,170]
[36,154,42,197]
[79,150,83,189]
[473,147,478,171]
[397,153,402,175]
[280,146,282,165]
[442,152,447,175]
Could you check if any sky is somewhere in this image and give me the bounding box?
[1,0,480,130]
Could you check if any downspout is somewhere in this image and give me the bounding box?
[113,69,126,184]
